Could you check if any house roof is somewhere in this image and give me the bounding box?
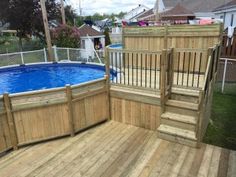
[163,0,232,13]
[78,24,103,37]
[213,0,236,12]
[161,3,195,17]
[138,9,154,19]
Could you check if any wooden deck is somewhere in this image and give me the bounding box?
[113,69,205,89]
[0,121,235,177]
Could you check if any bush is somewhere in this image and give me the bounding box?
[51,25,80,48]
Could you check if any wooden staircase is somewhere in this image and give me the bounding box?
[157,88,200,147]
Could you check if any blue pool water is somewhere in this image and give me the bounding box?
[0,63,108,94]
[109,44,123,49]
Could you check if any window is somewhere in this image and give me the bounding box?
[230,14,234,26]
[81,40,85,49]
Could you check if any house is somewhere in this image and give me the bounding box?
[137,0,166,21]
[123,4,150,22]
[78,24,105,59]
[160,3,195,23]
[139,3,195,24]
[213,0,236,29]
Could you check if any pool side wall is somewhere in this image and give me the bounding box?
[0,78,109,153]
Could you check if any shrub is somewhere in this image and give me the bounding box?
[51,25,80,48]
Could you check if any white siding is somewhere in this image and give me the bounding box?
[214,7,236,29]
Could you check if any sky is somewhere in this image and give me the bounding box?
[67,0,155,15]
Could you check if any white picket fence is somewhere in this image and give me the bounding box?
[0,46,104,67]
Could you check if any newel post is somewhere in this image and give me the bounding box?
[105,46,111,120]
[66,85,75,137]
[3,93,18,150]
[160,49,167,113]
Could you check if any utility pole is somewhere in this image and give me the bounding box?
[40,0,54,61]
[79,0,82,16]
[61,0,66,25]
[155,0,159,21]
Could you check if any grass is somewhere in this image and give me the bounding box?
[0,36,44,54]
[203,85,236,150]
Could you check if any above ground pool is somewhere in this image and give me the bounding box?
[109,44,123,49]
[0,63,108,94]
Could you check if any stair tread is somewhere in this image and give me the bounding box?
[172,87,200,97]
[161,112,197,125]
[166,100,198,111]
[158,125,197,141]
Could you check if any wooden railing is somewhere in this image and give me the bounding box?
[107,48,162,90]
[197,43,221,146]
[0,78,109,154]
[106,47,213,92]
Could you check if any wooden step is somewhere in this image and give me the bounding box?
[161,112,197,131]
[158,125,197,140]
[172,87,200,97]
[171,94,199,104]
[157,125,197,147]
[161,112,197,125]
[166,105,198,117]
[166,100,198,111]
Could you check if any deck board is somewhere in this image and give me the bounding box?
[0,121,234,177]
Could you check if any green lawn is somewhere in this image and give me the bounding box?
[0,36,44,54]
[203,89,236,150]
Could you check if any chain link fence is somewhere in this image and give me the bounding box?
[0,47,104,67]
[215,58,236,95]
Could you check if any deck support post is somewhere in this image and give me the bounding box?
[160,49,167,114]
[66,85,75,137]
[105,47,111,120]
[3,93,18,150]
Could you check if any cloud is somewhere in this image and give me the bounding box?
[67,0,155,15]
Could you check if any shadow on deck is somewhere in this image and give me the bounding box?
[0,121,235,177]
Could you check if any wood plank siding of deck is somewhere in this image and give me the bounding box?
[0,121,235,177]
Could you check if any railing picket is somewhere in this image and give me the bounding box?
[120,52,122,84]
[128,53,130,85]
[182,52,185,86]
[197,53,202,88]
[141,53,143,87]
[177,52,180,85]
[154,54,157,89]
[136,53,138,86]
[115,52,118,84]
[132,53,134,86]
[192,52,197,87]
[123,52,126,85]
[150,54,152,88]
[111,52,114,83]
[187,52,191,87]
[145,53,147,88]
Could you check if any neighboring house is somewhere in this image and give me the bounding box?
[123,4,150,22]
[160,3,195,22]
[138,0,166,21]
[161,0,231,21]
[0,21,11,35]
[213,0,236,29]
[49,20,60,29]
[94,18,112,31]
[78,24,105,59]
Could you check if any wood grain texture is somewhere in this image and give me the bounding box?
[111,96,160,130]
[0,121,234,177]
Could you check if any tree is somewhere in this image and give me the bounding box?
[51,25,80,48]
[0,0,60,50]
[64,5,78,26]
[104,28,111,46]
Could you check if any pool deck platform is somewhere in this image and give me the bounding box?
[0,121,235,177]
